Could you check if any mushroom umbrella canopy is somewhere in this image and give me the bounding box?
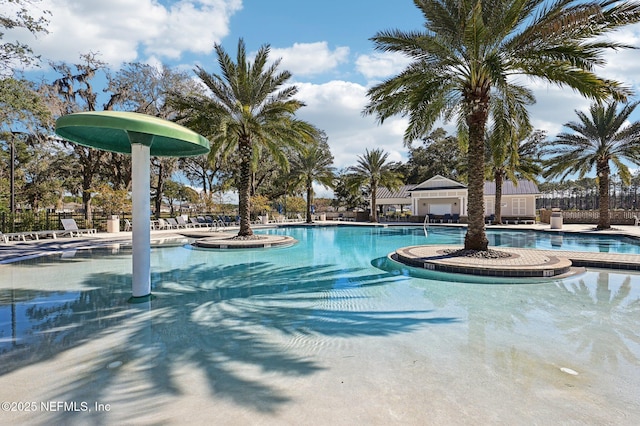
[55,111,210,302]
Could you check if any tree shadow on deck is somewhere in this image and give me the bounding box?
[1,259,459,423]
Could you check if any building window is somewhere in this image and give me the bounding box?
[485,199,495,214]
[513,198,526,215]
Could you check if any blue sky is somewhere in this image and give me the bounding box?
[8,0,640,178]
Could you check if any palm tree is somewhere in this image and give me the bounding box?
[347,148,403,223]
[487,128,543,224]
[170,39,317,237]
[290,141,335,223]
[363,0,640,250]
[544,101,640,229]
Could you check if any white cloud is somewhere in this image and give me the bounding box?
[523,78,592,137]
[355,51,412,80]
[146,0,242,59]
[598,24,640,90]
[6,0,242,67]
[295,81,408,170]
[270,42,349,77]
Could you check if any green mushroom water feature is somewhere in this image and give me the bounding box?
[55,111,210,301]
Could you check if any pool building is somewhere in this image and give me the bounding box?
[376,175,540,222]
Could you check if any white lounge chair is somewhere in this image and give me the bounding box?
[156,218,172,229]
[60,218,97,237]
[166,217,182,228]
[190,217,206,228]
[0,230,38,242]
[175,216,193,228]
[35,229,69,239]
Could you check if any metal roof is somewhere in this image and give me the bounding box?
[376,184,416,199]
[484,179,540,195]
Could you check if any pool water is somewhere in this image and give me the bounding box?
[0,225,639,424]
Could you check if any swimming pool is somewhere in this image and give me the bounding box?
[0,225,639,424]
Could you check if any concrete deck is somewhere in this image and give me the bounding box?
[189,232,297,249]
[393,245,576,278]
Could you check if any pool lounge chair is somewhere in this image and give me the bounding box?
[0,230,40,242]
[5,228,76,241]
[156,218,171,229]
[36,229,71,239]
[60,218,97,237]
[166,218,183,228]
[174,216,193,228]
[190,217,207,228]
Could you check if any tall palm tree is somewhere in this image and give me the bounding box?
[347,148,403,223]
[170,39,317,237]
[290,141,335,223]
[363,0,640,250]
[487,128,543,224]
[544,101,640,229]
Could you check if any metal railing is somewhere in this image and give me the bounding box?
[538,209,638,225]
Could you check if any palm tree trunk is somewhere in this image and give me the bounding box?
[464,88,490,251]
[597,162,611,230]
[494,171,503,225]
[155,161,164,219]
[237,140,253,236]
[82,188,93,226]
[370,183,378,222]
[306,179,313,223]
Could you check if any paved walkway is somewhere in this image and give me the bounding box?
[394,245,574,277]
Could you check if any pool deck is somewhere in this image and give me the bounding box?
[2,222,640,276]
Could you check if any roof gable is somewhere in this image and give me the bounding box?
[410,175,467,191]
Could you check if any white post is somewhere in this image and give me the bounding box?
[131,142,151,300]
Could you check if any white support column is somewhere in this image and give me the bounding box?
[131,142,151,300]
[463,192,468,216]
